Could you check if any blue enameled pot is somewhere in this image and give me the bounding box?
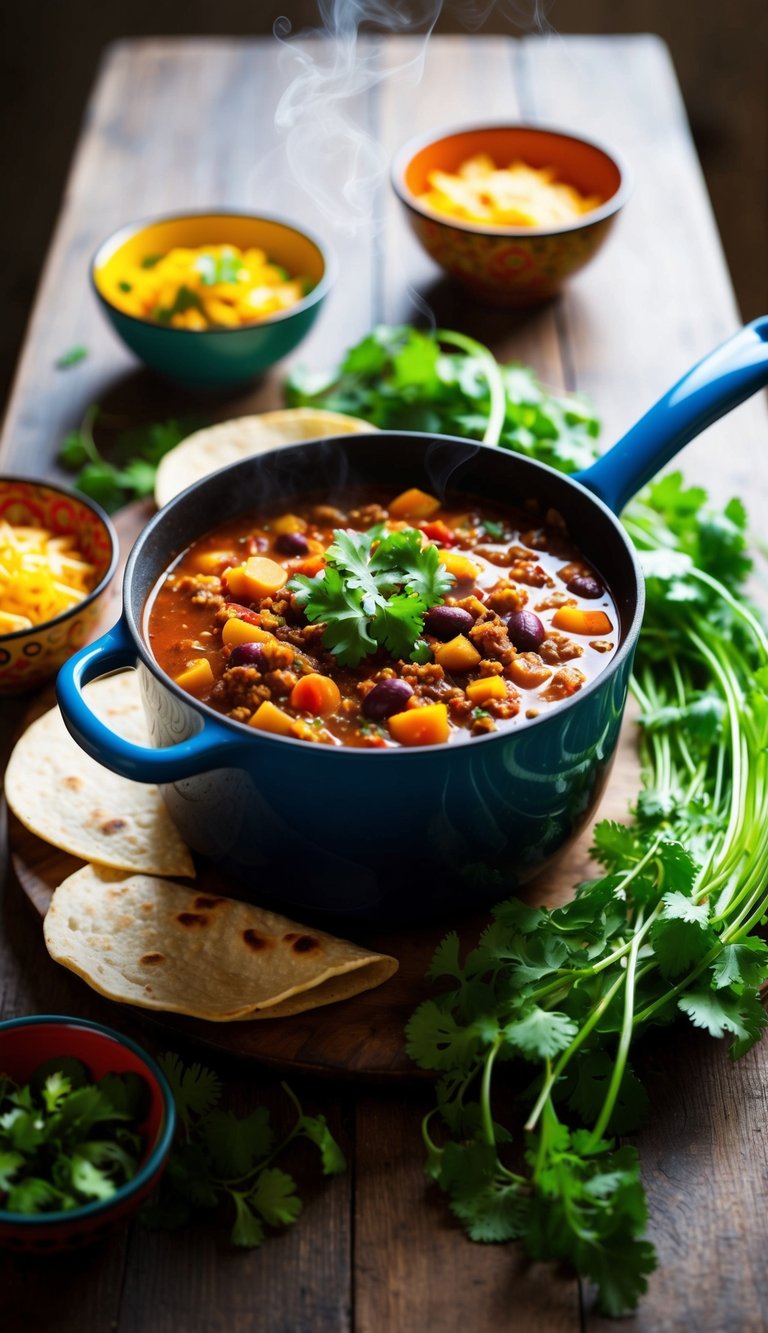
[57,319,768,922]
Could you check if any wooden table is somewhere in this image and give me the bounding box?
[2,34,767,1333]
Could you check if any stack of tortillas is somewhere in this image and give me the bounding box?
[154,407,376,508]
[5,671,397,1020]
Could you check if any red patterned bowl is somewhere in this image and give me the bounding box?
[391,123,630,306]
[0,1016,176,1253]
[0,478,118,693]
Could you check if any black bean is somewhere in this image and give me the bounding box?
[505,610,546,651]
[362,678,414,721]
[274,531,309,556]
[566,573,604,599]
[228,642,267,669]
[423,605,474,641]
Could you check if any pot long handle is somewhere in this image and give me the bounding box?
[56,618,246,782]
[575,316,768,514]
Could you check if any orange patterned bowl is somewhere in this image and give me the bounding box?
[391,123,630,306]
[0,478,118,694]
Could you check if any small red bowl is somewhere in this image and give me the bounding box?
[0,1016,176,1253]
[0,477,118,694]
[392,122,630,306]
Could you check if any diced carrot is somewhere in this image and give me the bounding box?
[551,607,613,636]
[290,673,342,716]
[388,487,441,520]
[248,700,296,736]
[175,658,214,694]
[224,556,288,601]
[419,520,457,546]
[466,676,507,704]
[388,702,449,746]
[289,554,326,577]
[437,549,482,582]
[434,635,482,673]
[271,512,308,536]
[221,617,273,647]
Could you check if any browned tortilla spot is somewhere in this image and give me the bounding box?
[194,895,227,910]
[101,818,129,835]
[63,775,83,790]
[176,912,208,927]
[292,935,319,954]
[243,929,270,951]
[140,952,165,965]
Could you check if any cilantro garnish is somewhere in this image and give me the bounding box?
[153,285,205,325]
[289,525,454,666]
[0,1059,143,1213]
[59,405,200,512]
[55,345,88,369]
[193,249,244,286]
[142,1055,345,1247]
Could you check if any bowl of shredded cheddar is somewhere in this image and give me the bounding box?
[92,212,334,390]
[0,479,117,693]
[391,123,630,305]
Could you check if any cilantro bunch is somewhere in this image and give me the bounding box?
[59,405,198,513]
[285,324,600,473]
[0,1058,144,1213]
[289,524,454,665]
[404,444,768,1309]
[142,1055,345,1248]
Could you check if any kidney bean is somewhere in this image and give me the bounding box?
[228,643,267,669]
[275,531,310,556]
[566,573,604,599]
[505,610,546,651]
[424,605,474,641]
[362,678,414,720]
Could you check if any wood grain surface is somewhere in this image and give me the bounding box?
[1,33,767,1333]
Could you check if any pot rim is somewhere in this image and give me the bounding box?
[125,432,645,757]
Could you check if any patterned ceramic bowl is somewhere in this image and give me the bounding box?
[0,1015,176,1253]
[391,123,630,306]
[92,211,335,390]
[0,478,118,694]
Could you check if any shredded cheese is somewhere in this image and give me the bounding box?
[417,154,601,228]
[0,521,97,632]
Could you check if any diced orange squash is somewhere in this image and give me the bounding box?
[466,676,507,704]
[271,512,308,536]
[224,556,289,602]
[221,617,273,647]
[290,673,342,716]
[192,549,236,575]
[388,702,449,746]
[248,700,296,736]
[434,635,482,673]
[437,549,482,583]
[388,487,441,520]
[551,607,613,636]
[175,658,214,694]
[289,554,325,578]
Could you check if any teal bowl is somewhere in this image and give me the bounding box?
[91,211,334,391]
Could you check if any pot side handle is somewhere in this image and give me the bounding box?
[575,316,768,514]
[56,618,245,783]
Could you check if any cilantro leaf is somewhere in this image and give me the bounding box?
[289,525,454,665]
[230,1193,266,1248]
[248,1168,302,1228]
[504,1007,578,1061]
[298,1114,347,1175]
[55,345,88,369]
[158,1054,221,1133]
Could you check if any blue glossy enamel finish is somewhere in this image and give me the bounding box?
[56,320,768,921]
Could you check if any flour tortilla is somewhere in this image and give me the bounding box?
[4,671,195,878]
[43,866,399,1020]
[154,407,376,508]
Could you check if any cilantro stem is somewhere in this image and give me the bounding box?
[435,329,506,448]
[480,1037,503,1147]
[585,916,644,1149]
